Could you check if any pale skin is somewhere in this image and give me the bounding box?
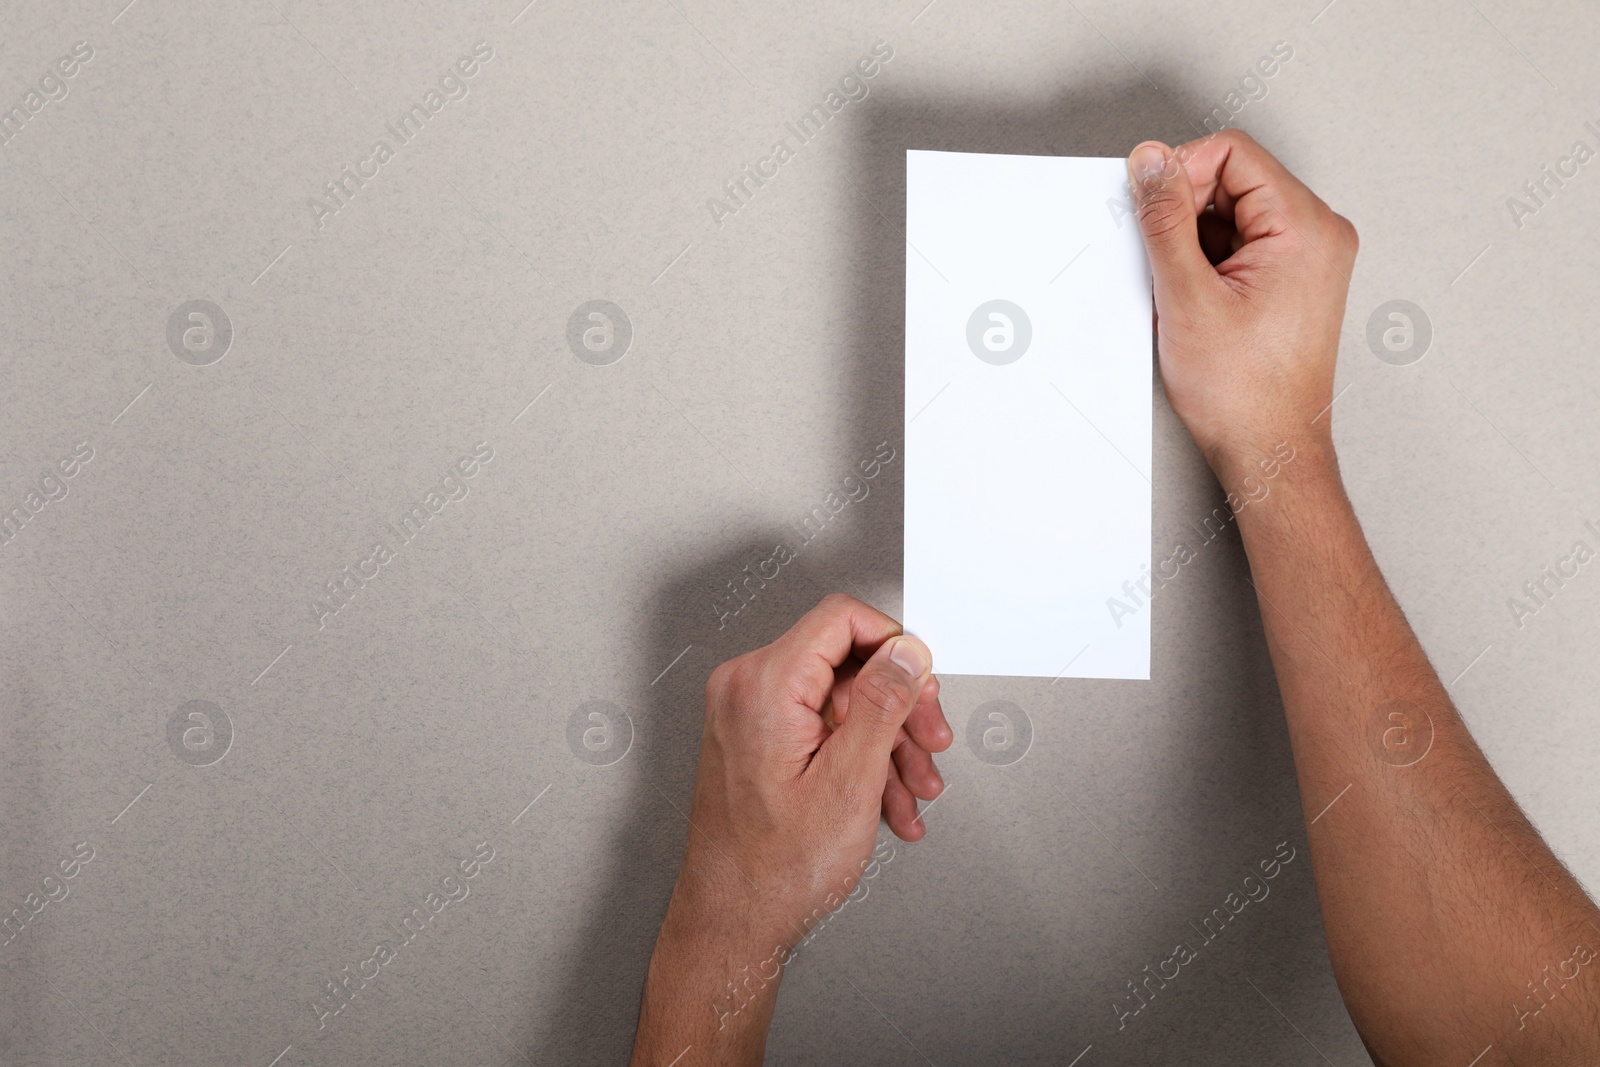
[630,129,1600,1066]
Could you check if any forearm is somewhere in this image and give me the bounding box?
[630,869,791,1067]
[1226,438,1600,1065]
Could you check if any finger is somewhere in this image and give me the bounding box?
[1127,141,1220,308]
[892,737,945,802]
[827,660,892,739]
[1172,128,1319,242]
[765,594,902,712]
[835,661,938,700]
[882,764,925,842]
[832,663,946,751]
[823,658,861,729]
[818,635,932,784]
[903,690,953,754]
[779,594,901,665]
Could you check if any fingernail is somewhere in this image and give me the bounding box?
[889,637,927,677]
[1128,141,1168,185]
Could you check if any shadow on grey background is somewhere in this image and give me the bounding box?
[0,673,49,1057]
[531,70,1363,1065]
[529,538,845,1065]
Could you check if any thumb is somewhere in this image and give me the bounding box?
[1128,141,1215,306]
[821,635,931,783]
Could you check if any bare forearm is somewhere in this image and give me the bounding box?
[630,850,798,1067]
[1228,439,1600,1065]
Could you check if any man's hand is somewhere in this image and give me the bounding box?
[1129,129,1357,486]
[1127,130,1600,1066]
[686,593,945,934]
[630,594,949,1067]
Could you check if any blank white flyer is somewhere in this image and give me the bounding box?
[903,149,1153,679]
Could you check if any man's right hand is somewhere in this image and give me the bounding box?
[1128,129,1358,487]
[1126,131,1600,1066]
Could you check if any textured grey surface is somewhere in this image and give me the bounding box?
[3,0,1598,1064]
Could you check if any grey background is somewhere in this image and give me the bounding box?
[2,0,1598,1064]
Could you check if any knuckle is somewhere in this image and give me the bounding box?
[706,661,731,703]
[707,655,750,704]
[1310,210,1358,265]
[751,651,819,711]
[1216,126,1252,150]
[1137,196,1191,243]
[1338,214,1359,255]
[853,668,912,724]
[818,592,856,614]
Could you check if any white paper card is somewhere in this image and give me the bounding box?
[903,150,1152,679]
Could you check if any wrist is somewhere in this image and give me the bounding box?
[1220,434,1357,558]
[1205,429,1338,502]
[658,877,795,966]
[667,845,806,951]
